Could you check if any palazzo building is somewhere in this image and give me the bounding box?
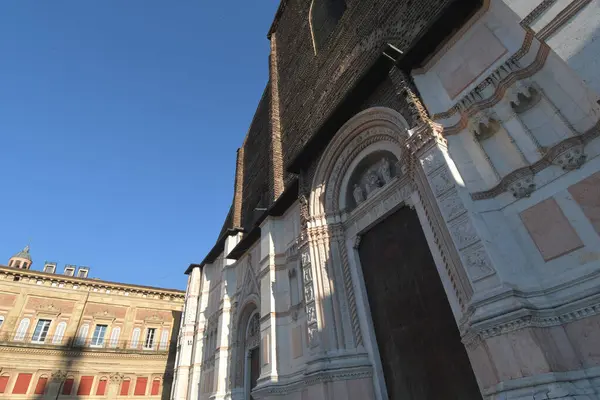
[173,0,600,399]
[0,247,185,399]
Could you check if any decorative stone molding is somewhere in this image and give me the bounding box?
[51,370,68,382]
[537,0,593,41]
[433,36,549,136]
[552,143,587,171]
[521,0,557,27]
[109,372,125,384]
[0,266,184,301]
[507,169,537,199]
[463,298,600,348]
[471,126,599,200]
[252,365,373,397]
[300,248,319,348]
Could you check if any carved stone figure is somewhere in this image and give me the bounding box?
[379,158,392,184]
[365,172,381,196]
[353,184,365,205]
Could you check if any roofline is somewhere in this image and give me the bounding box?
[228,178,298,260]
[184,228,244,275]
[267,0,289,39]
[0,265,185,295]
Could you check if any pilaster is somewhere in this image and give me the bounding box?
[256,216,282,385]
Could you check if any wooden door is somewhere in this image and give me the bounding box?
[358,206,481,399]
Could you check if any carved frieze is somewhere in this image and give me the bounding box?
[449,216,479,250]
[462,244,495,282]
[420,150,445,175]
[552,143,587,171]
[430,169,454,197]
[507,172,536,199]
[438,191,467,222]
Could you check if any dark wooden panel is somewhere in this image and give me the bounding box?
[358,206,481,400]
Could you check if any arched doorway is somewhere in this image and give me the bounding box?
[307,107,482,400]
[358,206,481,399]
[244,312,260,400]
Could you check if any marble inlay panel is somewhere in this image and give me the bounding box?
[520,198,584,261]
[568,171,600,235]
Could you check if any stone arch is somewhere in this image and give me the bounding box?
[230,297,260,393]
[310,107,411,217]
[305,106,483,400]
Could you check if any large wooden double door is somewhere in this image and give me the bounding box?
[358,207,482,399]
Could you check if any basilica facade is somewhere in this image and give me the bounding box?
[172,0,600,399]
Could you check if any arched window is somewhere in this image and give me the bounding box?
[52,322,67,344]
[109,327,121,348]
[309,0,346,53]
[75,323,89,346]
[0,315,4,329]
[130,328,141,348]
[96,377,108,396]
[159,329,169,350]
[14,318,30,341]
[0,373,10,394]
[151,378,161,396]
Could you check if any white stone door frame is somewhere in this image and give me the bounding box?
[305,107,495,400]
[243,310,260,400]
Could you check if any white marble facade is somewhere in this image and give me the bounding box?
[173,1,600,399]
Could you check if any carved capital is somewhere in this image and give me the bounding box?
[51,370,68,382]
[109,373,124,384]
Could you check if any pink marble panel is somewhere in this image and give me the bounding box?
[0,292,17,308]
[346,378,376,400]
[292,325,303,359]
[569,172,600,235]
[437,25,507,98]
[564,313,600,367]
[466,342,499,389]
[520,198,584,261]
[531,326,581,372]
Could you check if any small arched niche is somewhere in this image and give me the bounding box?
[510,86,541,114]
[475,119,502,141]
[345,150,399,211]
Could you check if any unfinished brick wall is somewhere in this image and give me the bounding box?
[271,0,468,170]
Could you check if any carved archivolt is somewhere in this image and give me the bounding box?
[310,107,410,217]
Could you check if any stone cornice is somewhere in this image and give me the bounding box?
[251,364,373,397]
[471,123,599,200]
[0,265,185,301]
[431,29,539,126]
[0,344,170,360]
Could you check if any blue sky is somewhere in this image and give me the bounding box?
[0,1,280,290]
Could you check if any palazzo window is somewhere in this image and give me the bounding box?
[75,323,89,346]
[144,328,156,349]
[52,321,67,344]
[131,328,141,348]
[91,324,108,347]
[32,319,51,343]
[159,329,169,350]
[109,326,121,348]
[14,318,30,341]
